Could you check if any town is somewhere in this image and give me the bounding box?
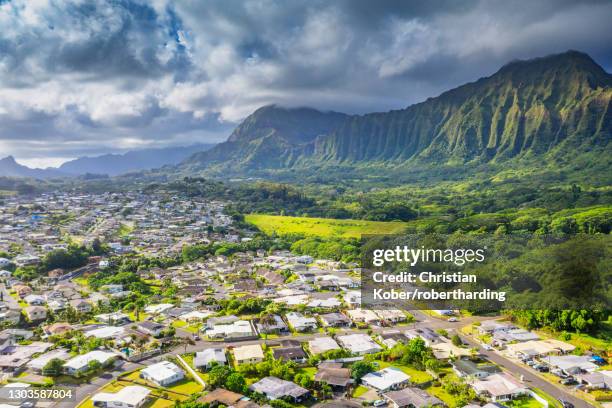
[0,191,608,408]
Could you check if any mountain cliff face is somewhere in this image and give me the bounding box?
[0,156,65,179]
[180,51,611,174]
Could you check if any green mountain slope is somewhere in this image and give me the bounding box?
[179,51,611,175]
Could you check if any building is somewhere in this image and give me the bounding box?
[314,362,352,391]
[362,368,410,392]
[383,387,444,408]
[64,350,117,375]
[452,359,500,379]
[272,344,307,363]
[137,321,165,337]
[545,355,598,375]
[577,371,612,390]
[92,385,150,408]
[249,376,310,402]
[140,361,185,386]
[346,309,380,325]
[23,306,47,321]
[206,320,257,340]
[337,333,382,355]
[194,348,227,370]
[471,373,528,402]
[309,336,341,355]
[378,332,410,348]
[234,344,265,364]
[198,388,244,406]
[285,312,318,332]
[506,339,575,359]
[257,315,289,334]
[319,312,351,328]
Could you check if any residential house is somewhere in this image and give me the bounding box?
[249,376,310,402]
[362,368,410,393]
[272,344,307,363]
[285,312,318,332]
[452,359,500,379]
[383,387,443,408]
[308,336,341,355]
[92,385,150,408]
[137,321,165,337]
[337,334,382,355]
[471,373,528,402]
[234,344,265,365]
[379,332,410,348]
[206,320,257,340]
[70,299,92,314]
[24,306,47,322]
[256,315,289,334]
[64,350,117,375]
[346,309,381,326]
[319,312,351,328]
[140,361,185,386]
[194,348,227,370]
[314,362,352,392]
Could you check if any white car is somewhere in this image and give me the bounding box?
[448,317,458,322]
[373,400,387,407]
[483,344,492,351]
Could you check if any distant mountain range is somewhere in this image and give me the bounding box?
[179,51,611,175]
[0,144,214,179]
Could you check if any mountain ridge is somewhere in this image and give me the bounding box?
[179,50,611,175]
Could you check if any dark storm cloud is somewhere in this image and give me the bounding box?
[0,0,610,166]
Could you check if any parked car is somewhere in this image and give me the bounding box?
[373,400,387,407]
[448,317,458,322]
[483,344,492,351]
[559,400,574,408]
[534,364,549,372]
[526,360,537,366]
[560,378,577,386]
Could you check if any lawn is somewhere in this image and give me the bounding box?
[352,385,369,398]
[374,360,433,384]
[245,214,408,238]
[506,397,545,408]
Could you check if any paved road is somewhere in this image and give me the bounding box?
[460,335,594,408]
[0,284,20,310]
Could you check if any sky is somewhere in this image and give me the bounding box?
[0,0,611,168]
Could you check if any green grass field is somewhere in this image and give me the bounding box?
[245,214,408,238]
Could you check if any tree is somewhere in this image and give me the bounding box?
[226,372,247,393]
[42,358,65,377]
[351,361,374,380]
[208,365,232,388]
[451,334,462,347]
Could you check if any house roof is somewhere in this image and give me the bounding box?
[472,373,526,397]
[199,388,244,405]
[92,385,150,406]
[362,368,410,390]
[141,361,184,382]
[314,365,351,387]
[249,376,309,399]
[383,387,443,408]
[234,344,264,361]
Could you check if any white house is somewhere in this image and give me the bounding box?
[64,350,117,375]
[194,348,227,370]
[285,312,318,332]
[140,361,185,386]
[362,368,410,392]
[337,333,382,355]
[92,385,150,408]
[233,344,265,365]
[308,336,341,355]
[471,373,529,402]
